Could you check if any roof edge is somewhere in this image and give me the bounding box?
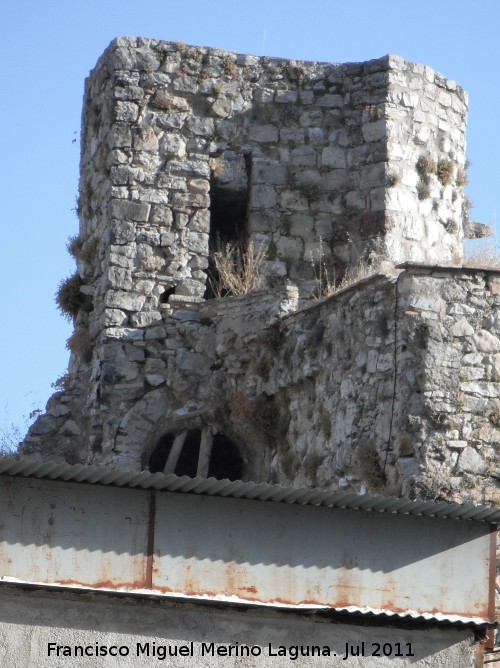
[1,456,499,524]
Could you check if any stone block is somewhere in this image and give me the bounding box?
[321,146,346,169]
[275,90,298,103]
[145,325,167,340]
[102,362,139,383]
[280,190,308,211]
[362,119,387,142]
[317,94,343,108]
[291,146,318,166]
[133,127,159,151]
[106,266,133,290]
[279,128,305,142]
[248,124,279,143]
[487,276,500,295]
[102,309,128,327]
[277,237,303,260]
[458,446,487,474]
[111,200,151,223]
[184,232,209,254]
[251,185,277,209]
[109,222,136,246]
[105,290,146,312]
[115,101,139,123]
[252,161,288,185]
[60,420,81,436]
[473,330,500,353]
[130,311,162,327]
[450,318,474,337]
[160,133,186,158]
[187,178,209,194]
[359,162,386,189]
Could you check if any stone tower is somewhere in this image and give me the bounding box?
[24,38,500,507]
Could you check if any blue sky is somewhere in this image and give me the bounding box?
[1,0,499,445]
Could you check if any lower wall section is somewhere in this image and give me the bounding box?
[0,586,479,668]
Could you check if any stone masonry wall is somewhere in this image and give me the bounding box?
[75,37,469,342]
[23,262,500,513]
[23,40,484,501]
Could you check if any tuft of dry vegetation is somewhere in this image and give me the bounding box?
[464,241,500,269]
[416,182,431,200]
[67,234,83,258]
[436,159,454,186]
[356,442,387,490]
[456,168,468,188]
[222,55,237,77]
[311,235,385,300]
[416,155,436,177]
[209,240,266,297]
[67,235,98,265]
[56,273,93,319]
[51,373,71,392]
[66,328,93,363]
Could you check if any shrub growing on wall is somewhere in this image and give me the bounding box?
[55,272,93,319]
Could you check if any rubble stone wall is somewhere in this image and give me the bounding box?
[25,39,495,506]
[23,262,500,513]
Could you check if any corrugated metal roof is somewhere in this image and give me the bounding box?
[1,456,499,523]
[0,577,491,627]
[294,604,492,628]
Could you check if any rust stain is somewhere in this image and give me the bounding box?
[152,584,219,599]
[57,578,146,590]
[44,574,491,622]
[488,525,498,628]
[145,491,156,590]
[239,585,257,594]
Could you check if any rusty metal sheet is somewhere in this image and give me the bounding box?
[153,492,492,621]
[0,476,149,590]
[0,474,494,625]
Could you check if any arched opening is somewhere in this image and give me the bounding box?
[148,428,244,481]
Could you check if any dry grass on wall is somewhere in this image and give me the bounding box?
[312,236,387,300]
[210,240,266,297]
[464,241,500,269]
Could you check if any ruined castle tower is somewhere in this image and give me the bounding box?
[23,38,500,508]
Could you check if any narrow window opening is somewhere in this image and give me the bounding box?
[204,154,251,299]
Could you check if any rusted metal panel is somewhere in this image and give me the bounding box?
[0,476,149,590]
[153,492,493,621]
[0,474,494,626]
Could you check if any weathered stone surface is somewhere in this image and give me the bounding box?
[248,124,279,142]
[105,291,146,312]
[450,318,474,337]
[111,200,150,222]
[474,330,500,353]
[458,446,487,474]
